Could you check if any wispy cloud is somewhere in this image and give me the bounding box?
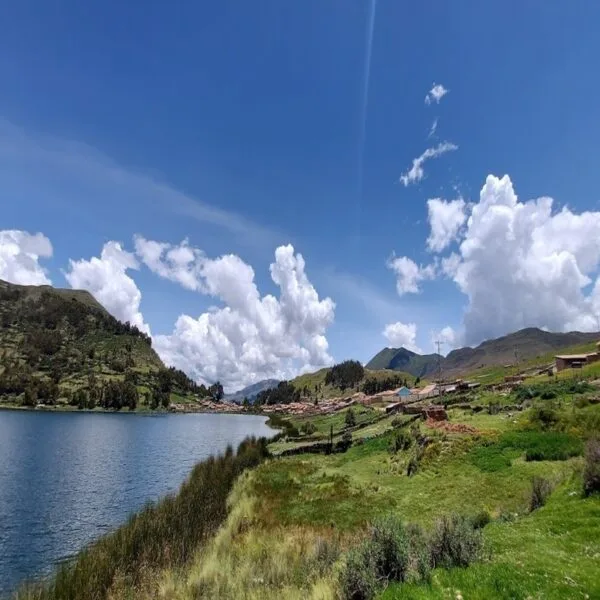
[425,83,449,105]
[428,117,438,138]
[399,141,458,186]
[0,119,281,247]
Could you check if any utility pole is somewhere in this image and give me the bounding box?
[435,340,443,395]
[513,346,520,376]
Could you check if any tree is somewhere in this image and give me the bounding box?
[242,397,250,408]
[22,385,37,407]
[209,381,224,402]
[325,360,364,391]
[123,381,138,411]
[345,407,357,428]
[160,391,170,409]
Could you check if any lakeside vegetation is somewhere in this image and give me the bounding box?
[15,437,270,600]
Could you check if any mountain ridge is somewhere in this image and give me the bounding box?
[366,327,600,378]
[225,379,280,403]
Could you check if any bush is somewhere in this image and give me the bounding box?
[339,516,432,599]
[339,541,379,600]
[336,431,353,453]
[370,516,411,582]
[583,439,600,497]
[529,476,553,511]
[429,514,484,569]
[301,421,317,435]
[390,430,412,453]
[346,407,357,428]
[470,510,492,530]
[406,457,419,477]
[391,416,404,428]
[529,404,559,430]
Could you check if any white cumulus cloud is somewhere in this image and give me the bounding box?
[150,243,335,391]
[64,242,150,334]
[425,83,449,105]
[387,256,435,296]
[383,321,421,353]
[399,141,458,187]
[0,230,53,285]
[446,174,600,343]
[134,235,206,291]
[426,197,467,252]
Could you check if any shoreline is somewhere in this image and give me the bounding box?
[0,402,265,417]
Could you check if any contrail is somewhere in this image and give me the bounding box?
[356,0,377,245]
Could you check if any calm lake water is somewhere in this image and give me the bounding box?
[0,410,274,594]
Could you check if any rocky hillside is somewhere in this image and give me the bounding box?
[0,279,203,409]
[367,327,600,379]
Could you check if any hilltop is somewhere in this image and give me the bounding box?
[367,327,600,379]
[0,279,204,410]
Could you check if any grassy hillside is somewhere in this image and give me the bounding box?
[290,366,414,400]
[0,279,201,410]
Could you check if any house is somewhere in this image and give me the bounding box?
[395,386,412,398]
[555,352,599,372]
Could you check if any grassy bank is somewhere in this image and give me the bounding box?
[14,437,270,600]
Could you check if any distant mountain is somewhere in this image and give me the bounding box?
[366,347,442,378]
[226,379,280,403]
[366,327,600,379]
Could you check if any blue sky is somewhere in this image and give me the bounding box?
[3,1,600,390]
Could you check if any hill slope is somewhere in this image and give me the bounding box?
[367,327,600,379]
[0,279,201,409]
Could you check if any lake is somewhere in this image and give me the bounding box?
[0,410,274,594]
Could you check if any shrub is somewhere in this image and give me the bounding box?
[583,438,600,497]
[346,407,357,428]
[391,416,404,428]
[339,541,379,600]
[390,430,411,453]
[471,510,492,530]
[301,421,317,435]
[429,514,483,569]
[336,431,353,453]
[529,404,559,430]
[529,476,553,512]
[406,457,419,477]
[405,523,431,582]
[370,516,411,582]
